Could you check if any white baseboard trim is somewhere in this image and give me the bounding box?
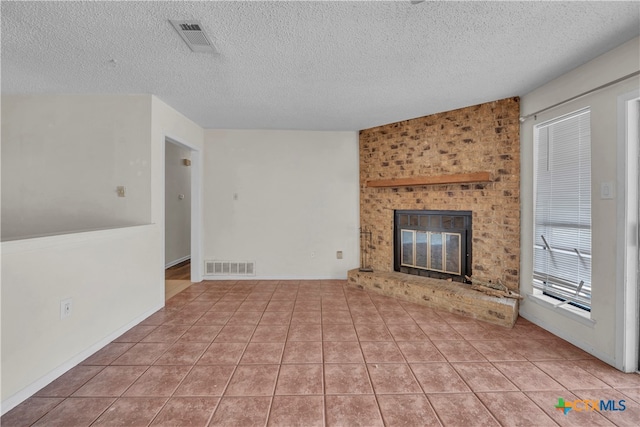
[519,310,617,369]
[202,274,348,281]
[165,255,190,269]
[0,303,164,416]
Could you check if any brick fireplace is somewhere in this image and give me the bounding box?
[348,97,521,326]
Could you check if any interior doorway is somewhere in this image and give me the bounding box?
[164,135,202,299]
[165,259,192,299]
[166,260,191,280]
[165,140,191,268]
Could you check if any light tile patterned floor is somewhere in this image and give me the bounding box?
[3,280,640,426]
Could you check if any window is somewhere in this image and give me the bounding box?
[533,108,592,310]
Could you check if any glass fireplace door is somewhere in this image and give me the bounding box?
[400,230,462,276]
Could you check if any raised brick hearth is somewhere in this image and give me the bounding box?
[347,269,518,327]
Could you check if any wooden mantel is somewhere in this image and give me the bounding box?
[366,171,491,188]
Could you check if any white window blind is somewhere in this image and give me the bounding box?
[533,108,592,310]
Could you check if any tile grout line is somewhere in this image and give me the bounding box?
[383,293,502,427]
[388,306,448,427]
[206,281,267,425]
[149,282,237,426]
[8,280,640,426]
[149,282,242,424]
[87,324,163,426]
[428,311,508,427]
[318,294,329,427]
[357,291,390,426]
[257,284,285,427]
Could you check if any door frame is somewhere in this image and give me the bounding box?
[615,89,640,372]
[164,134,203,282]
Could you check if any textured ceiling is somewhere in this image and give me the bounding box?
[1,1,639,131]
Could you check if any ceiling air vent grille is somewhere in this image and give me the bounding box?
[169,20,217,53]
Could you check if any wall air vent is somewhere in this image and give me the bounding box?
[205,260,255,277]
[169,20,218,53]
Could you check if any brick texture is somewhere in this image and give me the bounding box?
[359,97,520,290]
[347,269,518,327]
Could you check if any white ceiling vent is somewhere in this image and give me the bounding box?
[169,20,217,53]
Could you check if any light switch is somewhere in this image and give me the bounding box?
[116,186,126,197]
[600,182,614,199]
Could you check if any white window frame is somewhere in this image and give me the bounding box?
[533,108,592,312]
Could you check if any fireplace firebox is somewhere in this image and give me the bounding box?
[394,210,472,282]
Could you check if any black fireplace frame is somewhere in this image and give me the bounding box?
[393,209,472,283]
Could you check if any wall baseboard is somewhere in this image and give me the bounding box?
[0,303,163,416]
[165,255,190,269]
[519,310,617,369]
[202,274,348,281]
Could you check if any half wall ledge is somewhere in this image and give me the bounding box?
[347,268,518,328]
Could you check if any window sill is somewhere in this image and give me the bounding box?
[526,290,596,328]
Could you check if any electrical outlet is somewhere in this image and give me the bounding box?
[337,251,343,259]
[60,298,72,320]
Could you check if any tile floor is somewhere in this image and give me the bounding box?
[3,280,640,426]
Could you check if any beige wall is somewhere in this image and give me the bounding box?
[1,95,152,240]
[203,129,360,279]
[1,225,162,407]
[1,95,204,413]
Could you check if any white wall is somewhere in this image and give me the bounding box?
[519,37,640,369]
[165,142,191,266]
[1,95,204,413]
[1,95,152,241]
[204,130,360,279]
